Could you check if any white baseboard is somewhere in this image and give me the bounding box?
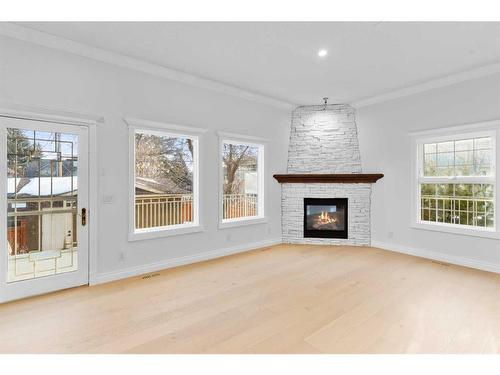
[92,237,499,285]
[92,237,283,285]
[372,240,500,274]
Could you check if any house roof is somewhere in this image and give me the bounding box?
[135,176,190,195]
[7,177,77,197]
[7,176,189,197]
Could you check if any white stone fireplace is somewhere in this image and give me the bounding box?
[274,104,383,246]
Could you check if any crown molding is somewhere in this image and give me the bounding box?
[351,62,500,108]
[0,22,294,111]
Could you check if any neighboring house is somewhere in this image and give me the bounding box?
[135,176,191,195]
[7,176,78,198]
[224,165,258,195]
[7,177,77,255]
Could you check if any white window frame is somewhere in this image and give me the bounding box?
[126,118,206,241]
[410,120,500,239]
[218,131,267,229]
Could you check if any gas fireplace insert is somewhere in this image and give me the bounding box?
[303,198,348,239]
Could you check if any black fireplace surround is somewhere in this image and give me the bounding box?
[303,198,348,239]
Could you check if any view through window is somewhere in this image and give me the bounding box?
[221,141,262,221]
[134,130,196,231]
[7,128,79,282]
[418,134,495,229]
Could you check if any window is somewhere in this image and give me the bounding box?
[128,119,203,240]
[415,128,497,236]
[219,136,265,227]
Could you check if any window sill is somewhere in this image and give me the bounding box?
[411,221,500,239]
[218,216,268,229]
[128,224,205,241]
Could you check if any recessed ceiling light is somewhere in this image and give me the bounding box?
[318,49,328,57]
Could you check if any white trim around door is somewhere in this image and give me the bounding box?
[0,103,100,303]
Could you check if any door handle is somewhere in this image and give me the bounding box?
[81,208,87,226]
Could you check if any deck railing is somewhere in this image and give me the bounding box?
[135,194,193,229]
[420,195,494,227]
[135,193,258,229]
[222,194,258,219]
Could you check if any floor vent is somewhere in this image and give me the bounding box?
[431,260,451,267]
[141,273,161,279]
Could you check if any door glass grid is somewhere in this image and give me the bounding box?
[6,128,79,282]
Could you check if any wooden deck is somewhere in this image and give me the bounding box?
[1,244,499,353]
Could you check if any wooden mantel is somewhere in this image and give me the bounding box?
[273,173,384,184]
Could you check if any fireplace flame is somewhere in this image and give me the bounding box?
[318,211,338,224]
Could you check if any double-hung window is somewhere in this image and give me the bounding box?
[415,126,497,236]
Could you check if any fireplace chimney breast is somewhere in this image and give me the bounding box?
[287,104,362,174]
[279,104,374,246]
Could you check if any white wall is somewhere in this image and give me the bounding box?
[0,36,291,281]
[356,73,500,270]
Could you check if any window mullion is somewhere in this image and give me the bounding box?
[419,176,495,184]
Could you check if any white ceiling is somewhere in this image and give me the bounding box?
[15,22,500,105]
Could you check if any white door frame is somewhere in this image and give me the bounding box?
[0,102,101,303]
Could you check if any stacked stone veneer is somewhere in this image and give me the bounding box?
[287,104,362,173]
[282,104,372,246]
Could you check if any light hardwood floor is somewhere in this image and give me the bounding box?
[1,244,499,354]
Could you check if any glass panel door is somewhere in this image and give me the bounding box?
[7,129,79,282]
[1,117,89,303]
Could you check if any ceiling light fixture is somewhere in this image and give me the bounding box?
[318,49,328,57]
[323,97,328,110]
